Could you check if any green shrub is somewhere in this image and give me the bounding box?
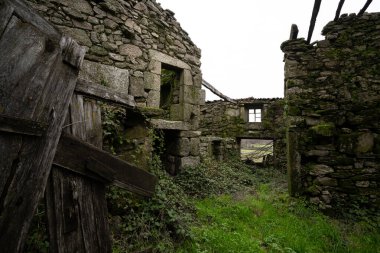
[107,156,195,253]
[174,158,255,198]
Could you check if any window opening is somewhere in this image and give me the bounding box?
[240,139,273,163]
[160,64,181,110]
[248,108,261,122]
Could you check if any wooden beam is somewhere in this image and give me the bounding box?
[0,114,47,136]
[334,0,346,21]
[358,0,373,16]
[75,79,136,108]
[53,133,157,197]
[202,79,236,103]
[289,24,299,40]
[307,0,322,44]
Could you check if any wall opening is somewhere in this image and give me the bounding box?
[240,139,273,164]
[211,140,223,161]
[248,108,262,122]
[160,64,181,110]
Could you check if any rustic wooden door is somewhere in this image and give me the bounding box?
[0,0,85,252]
[48,80,157,252]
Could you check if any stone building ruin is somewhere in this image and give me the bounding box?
[27,0,204,174]
[23,0,380,214]
[282,12,380,214]
[199,98,287,170]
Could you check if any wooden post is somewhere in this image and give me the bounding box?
[0,0,85,252]
[307,0,322,44]
[358,0,373,16]
[289,24,299,40]
[334,0,346,21]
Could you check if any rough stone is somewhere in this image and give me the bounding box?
[57,26,92,47]
[79,60,129,92]
[119,44,143,58]
[309,164,334,176]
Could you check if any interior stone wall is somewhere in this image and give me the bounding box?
[281,13,380,214]
[27,0,203,172]
[199,98,286,170]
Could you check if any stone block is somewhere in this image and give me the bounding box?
[144,72,160,91]
[200,89,206,105]
[129,76,145,97]
[148,60,161,75]
[170,104,183,121]
[57,26,92,47]
[309,164,334,176]
[314,177,338,187]
[183,69,193,86]
[79,60,129,92]
[119,44,143,58]
[182,85,200,105]
[190,138,200,156]
[149,49,190,70]
[178,131,201,138]
[146,90,160,108]
[355,132,374,153]
[180,156,200,169]
[61,0,94,15]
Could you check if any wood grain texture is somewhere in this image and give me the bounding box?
[48,93,112,253]
[0,1,84,251]
[76,78,135,108]
[54,133,157,196]
[0,114,47,136]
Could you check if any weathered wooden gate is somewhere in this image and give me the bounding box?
[48,80,156,253]
[0,0,85,251]
[0,0,157,252]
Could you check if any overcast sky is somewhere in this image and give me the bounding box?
[157,0,379,101]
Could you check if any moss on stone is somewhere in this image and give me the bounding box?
[311,123,335,137]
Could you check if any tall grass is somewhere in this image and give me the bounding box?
[178,167,380,253]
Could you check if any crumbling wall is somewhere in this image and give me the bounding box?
[281,13,380,214]
[27,0,203,172]
[199,98,286,169]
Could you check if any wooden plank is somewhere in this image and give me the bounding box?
[0,114,47,136]
[0,7,85,252]
[83,99,103,148]
[307,0,322,44]
[46,167,111,253]
[358,0,373,16]
[53,133,157,196]
[3,0,60,39]
[48,92,112,252]
[75,79,135,108]
[334,0,346,21]
[202,79,236,103]
[0,0,14,36]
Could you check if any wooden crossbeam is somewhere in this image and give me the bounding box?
[75,78,136,108]
[307,0,322,44]
[0,114,47,136]
[202,79,236,103]
[334,0,346,21]
[54,133,157,197]
[358,0,373,16]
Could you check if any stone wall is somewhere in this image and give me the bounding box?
[199,98,286,169]
[281,13,380,214]
[27,0,203,172]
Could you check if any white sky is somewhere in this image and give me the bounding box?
[157,0,380,101]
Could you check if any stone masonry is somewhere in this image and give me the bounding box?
[200,98,286,170]
[281,13,380,214]
[27,0,203,172]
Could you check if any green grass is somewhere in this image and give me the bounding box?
[177,171,380,253]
